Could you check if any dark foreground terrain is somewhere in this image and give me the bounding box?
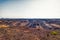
[0,19,60,40]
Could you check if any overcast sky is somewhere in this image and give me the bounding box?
[0,0,60,18]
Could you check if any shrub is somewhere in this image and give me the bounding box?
[50,31,58,35]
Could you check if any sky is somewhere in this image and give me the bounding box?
[0,0,60,18]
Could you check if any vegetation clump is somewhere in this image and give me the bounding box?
[50,31,58,35]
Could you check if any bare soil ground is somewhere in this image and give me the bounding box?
[0,25,60,40]
[0,19,60,40]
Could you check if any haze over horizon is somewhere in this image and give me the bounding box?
[0,0,60,18]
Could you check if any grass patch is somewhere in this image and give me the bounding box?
[50,31,58,35]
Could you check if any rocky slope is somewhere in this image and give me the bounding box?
[0,19,60,40]
[0,19,60,30]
